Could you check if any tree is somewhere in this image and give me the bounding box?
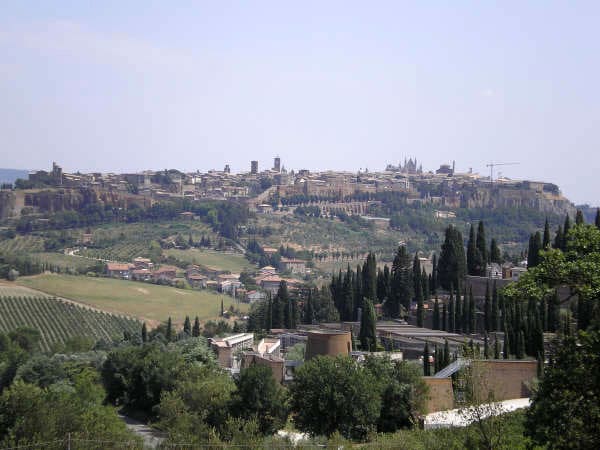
[489,238,501,264]
[438,225,466,290]
[388,246,412,318]
[491,281,499,332]
[431,253,438,295]
[494,334,500,359]
[166,317,173,342]
[141,322,148,343]
[415,272,424,328]
[543,218,551,249]
[575,209,585,225]
[192,317,201,337]
[290,356,381,440]
[183,316,191,336]
[442,301,447,331]
[432,298,440,330]
[468,286,476,334]
[467,224,480,276]
[484,281,491,332]
[359,299,377,351]
[362,252,377,301]
[527,231,542,268]
[562,214,571,250]
[596,208,600,229]
[229,365,289,435]
[476,221,488,267]
[422,342,430,376]
[525,330,600,449]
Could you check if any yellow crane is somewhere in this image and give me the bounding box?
[486,162,519,182]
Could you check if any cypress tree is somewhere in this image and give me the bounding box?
[413,252,422,296]
[455,285,462,333]
[193,316,201,337]
[265,296,273,331]
[484,334,490,359]
[416,271,424,328]
[342,266,354,321]
[563,214,571,250]
[353,264,363,317]
[423,341,431,376]
[438,226,466,290]
[596,208,600,229]
[543,219,551,249]
[220,299,224,317]
[389,246,413,318]
[494,334,500,359]
[431,253,438,295]
[547,289,560,333]
[528,232,542,268]
[422,267,430,301]
[434,345,439,373]
[449,290,455,333]
[442,301,448,331]
[304,290,315,325]
[467,224,479,276]
[484,280,491,332]
[575,209,584,225]
[141,322,148,343]
[359,299,377,352]
[476,221,488,267]
[166,317,173,342]
[491,280,499,332]
[433,297,440,330]
[289,297,299,329]
[554,225,564,250]
[516,330,525,359]
[468,285,476,334]
[490,238,501,264]
[183,316,191,335]
[362,252,377,301]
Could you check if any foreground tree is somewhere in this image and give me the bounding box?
[290,356,381,440]
[229,365,289,435]
[526,330,600,449]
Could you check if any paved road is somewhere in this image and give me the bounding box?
[119,414,166,449]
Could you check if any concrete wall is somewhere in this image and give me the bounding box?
[242,354,285,384]
[471,360,537,401]
[305,330,352,360]
[423,377,454,413]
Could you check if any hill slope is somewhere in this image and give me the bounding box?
[0,294,140,352]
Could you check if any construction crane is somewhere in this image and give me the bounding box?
[486,162,519,183]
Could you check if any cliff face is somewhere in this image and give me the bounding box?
[0,188,149,219]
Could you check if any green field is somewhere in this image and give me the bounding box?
[16,274,247,323]
[164,248,254,273]
[32,252,101,272]
[0,294,140,352]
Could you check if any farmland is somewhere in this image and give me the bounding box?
[164,248,254,273]
[0,294,140,352]
[16,274,247,323]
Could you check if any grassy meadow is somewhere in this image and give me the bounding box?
[16,274,247,324]
[164,248,254,273]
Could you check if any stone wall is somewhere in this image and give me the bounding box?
[423,377,454,413]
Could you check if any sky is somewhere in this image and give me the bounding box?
[0,1,598,205]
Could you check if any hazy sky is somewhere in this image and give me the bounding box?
[1,1,598,204]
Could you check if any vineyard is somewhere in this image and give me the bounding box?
[78,242,153,262]
[0,295,141,352]
[0,234,45,253]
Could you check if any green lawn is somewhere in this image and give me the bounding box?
[16,274,247,324]
[164,248,254,273]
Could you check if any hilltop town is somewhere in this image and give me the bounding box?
[0,157,574,221]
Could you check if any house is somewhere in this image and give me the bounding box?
[106,263,133,279]
[153,265,178,282]
[262,248,278,257]
[131,269,153,282]
[219,279,243,295]
[246,290,267,303]
[210,333,255,368]
[257,204,273,214]
[187,274,207,289]
[259,265,278,276]
[486,263,502,279]
[280,258,307,274]
[133,257,153,270]
[260,275,284,294]
[502,263,514,279]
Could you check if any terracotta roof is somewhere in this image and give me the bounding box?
[106,263,132,271]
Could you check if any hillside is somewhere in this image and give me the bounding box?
[16,274,248,323]
[0,285,140,352]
